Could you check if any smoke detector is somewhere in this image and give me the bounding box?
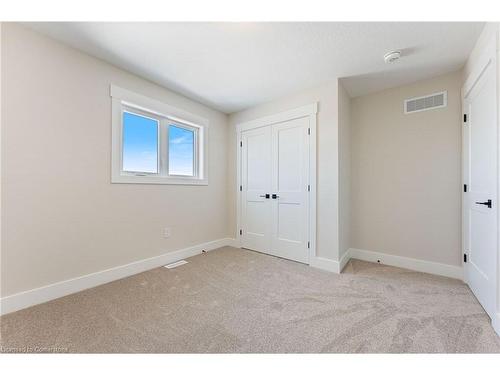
[384,50,401,64]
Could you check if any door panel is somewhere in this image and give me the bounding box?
[277,203,302,242]
[241,127,272,252]
[464,58,498,319]
[271,118,309,263]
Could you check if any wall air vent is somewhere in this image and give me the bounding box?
[164,260,188,269]
[404,91,447,114]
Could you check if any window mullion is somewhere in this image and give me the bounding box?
[159,120,168,177]
[197,127,202,179]
[194,128,199,178]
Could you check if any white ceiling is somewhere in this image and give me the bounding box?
[26,22,484,113]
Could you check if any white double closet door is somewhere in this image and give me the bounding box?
[240,117,310,264]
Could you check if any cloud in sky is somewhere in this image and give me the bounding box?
[169,125,194,176]
[122,112,158,173]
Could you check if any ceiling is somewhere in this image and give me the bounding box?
[26,22,484,113]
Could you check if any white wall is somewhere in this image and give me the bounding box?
[1,24,231,297]
[463,23,500,80]
[338,82,351,262]
[350,71,463,267]
[228,81,340,261]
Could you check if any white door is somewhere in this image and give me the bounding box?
[271,118,310,263]
[240,117,310,264]
[241,126,272,252]
[463,56,498,319]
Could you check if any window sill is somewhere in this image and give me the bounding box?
[111,174,208,185]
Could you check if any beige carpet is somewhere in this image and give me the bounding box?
[1,246,500,353]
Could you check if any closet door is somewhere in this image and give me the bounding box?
[271,117,310,263]
[241,126,272,252]
[240,117,310,264]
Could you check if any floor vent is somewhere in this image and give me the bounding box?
[404,91,447,114]
[164,260,188,269]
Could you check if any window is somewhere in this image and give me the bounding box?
[168,125,195,176]
[111,85,208,185]
[122,111,159,174]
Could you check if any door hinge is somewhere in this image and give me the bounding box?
[240,185,242,191]
[464,184,467,193]
[308,185,310,192]
[463,114,467,123]
[307,241,310,249]
[308,128,311,135]
[464,253,467,263]
[240,141,242,147]
[240,229,242,236]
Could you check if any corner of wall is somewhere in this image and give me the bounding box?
[225,112,237,239]
[337,79,352,261]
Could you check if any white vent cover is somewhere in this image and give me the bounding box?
[164,260,188,269]
[404,91,447,114]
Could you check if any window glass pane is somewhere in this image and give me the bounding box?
[168,125,195,176]
[122,111,159,173]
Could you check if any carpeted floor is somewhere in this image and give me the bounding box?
[1,246,500,353]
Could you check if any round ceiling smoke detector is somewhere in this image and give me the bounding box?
[384,50,401,64]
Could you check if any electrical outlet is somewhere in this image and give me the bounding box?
[163,227,171,238]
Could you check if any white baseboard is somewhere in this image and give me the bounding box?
[348,247,463,280]
[0,238,236,316]
[339,250,351,272]
[493,313,500,337]
[309,249,350,274]
[225,238,241,248]
[309,256,340,274]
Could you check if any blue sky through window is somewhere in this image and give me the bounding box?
[169,125,194,176]
[122,112,158,173]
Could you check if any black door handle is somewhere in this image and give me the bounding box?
[259,194,270,199]
[272,194,279,199]
[475,199,492,208]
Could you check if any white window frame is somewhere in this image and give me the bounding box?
[110,84,208,185]
[167,122,199,178]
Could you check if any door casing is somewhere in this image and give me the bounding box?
[235,103,317,264]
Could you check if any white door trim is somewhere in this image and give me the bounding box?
[235,103,318,264]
